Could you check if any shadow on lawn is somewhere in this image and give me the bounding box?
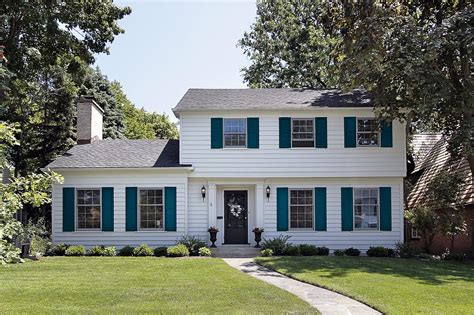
[259,256,474,286]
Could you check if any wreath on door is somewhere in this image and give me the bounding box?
[227,196,244,218]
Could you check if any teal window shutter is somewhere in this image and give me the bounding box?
[165,187,177,231]
[247,117,259,148]
[63,187,75,232]
[279,117,291,148]
[277,187,289,231]
[211,118,223,149]
[125,187,137,231]
[344,117,356,148]
[341,187,353,231]
[101,187,114,232]
[315,187,327,231]
[315,117,327,148]
[381,121,393,147]
[380,187,392,231]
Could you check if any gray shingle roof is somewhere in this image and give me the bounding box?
[46,139,189,169]
[173,88,372,114]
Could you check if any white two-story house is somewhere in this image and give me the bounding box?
[47,89,406,251]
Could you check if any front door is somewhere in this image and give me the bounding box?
[224,190,248,244]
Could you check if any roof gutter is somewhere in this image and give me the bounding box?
[40,166,194,172]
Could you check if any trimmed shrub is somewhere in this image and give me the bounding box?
[49,243,69,256]
[88,246,105,256]
[167,244,190,257]
[176,236,207,256]
[344,247,361,256]
[282,244,300,256]
[30,235,51,257]
[316,246,330,256]
[261,235,292,255]
[154,247,168,257]
[367,246,395,257]
[298,244,318,256]
[64,245,86,256]
[395,242,420,258]
[133,244,154,256]
[261,249,273,257]
[118,246,135,256]
[334,249,345,256]
[198,247,212,257]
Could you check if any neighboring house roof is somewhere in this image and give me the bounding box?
[45,139,190,169]
[411,133,443,173]
[173,88,372,115]
[407,136,473,208]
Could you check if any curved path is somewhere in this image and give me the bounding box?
[223,258,380,315]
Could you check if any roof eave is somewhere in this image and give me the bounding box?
[41,166,194,172]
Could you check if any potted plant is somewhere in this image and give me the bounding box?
[208,226,219,248]
[252,227,264,248]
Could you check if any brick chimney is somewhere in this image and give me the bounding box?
[77,96,104,144]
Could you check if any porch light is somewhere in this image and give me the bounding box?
[201,186,206,201]
[266,185,271,201]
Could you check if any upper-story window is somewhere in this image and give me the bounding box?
[139,188,164,230]
[354,188,379,230]
[290,189,313,229]
[224,118,246,148]
[357,118,379,146]
[292,118,314,147]
[77,189,101,230]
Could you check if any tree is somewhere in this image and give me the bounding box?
[240,1,473,175]
[0,122,62,264]
[112,82,179,140]
[406,206,438,253]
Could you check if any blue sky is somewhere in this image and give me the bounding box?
[95,0,256,120]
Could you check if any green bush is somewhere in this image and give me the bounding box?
[261,249,273,257]
[30,235,51,257]
[261,235,292,255]
[334,249,345,256]
[316,246,329,256]
[154,247,168,257]
[395,242,420,258]
[88,246,116,256]
[64,245,86,256]
[198,247,212,257]
[102,246,116,256]
[118,246,135,256]
[367,246,395,257]
[282,244,300,256]
[49,243,69,256]
[167,244,190,257]
[133,244,154,256]
[176,236,207,256]
[344,247,361,256]
[298,244,318,256]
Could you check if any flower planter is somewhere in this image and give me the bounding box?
[209,231,218,248]
[253,231,263,248]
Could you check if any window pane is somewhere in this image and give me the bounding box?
[353,188,379,230]
[357,119,379,146]
[139,189,164,229]
[223,119,246,147]
[289,189,313,229]
[77,189,101,229]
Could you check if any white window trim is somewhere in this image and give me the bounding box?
[291,118,315,148]
[288,188,314,230]
[75,188,102,231]
[137,187,165,231]
[356,117,380,147]
[223,118,247,148]
[353,187,380,231]
[411,227,421,239]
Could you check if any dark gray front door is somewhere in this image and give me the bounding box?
[224,190,248,244]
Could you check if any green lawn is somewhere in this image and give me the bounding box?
[0,257,316,314]
[255,256,474,315]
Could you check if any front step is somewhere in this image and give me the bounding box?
[211,245,261,258]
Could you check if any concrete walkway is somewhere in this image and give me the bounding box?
[223,258,380,315]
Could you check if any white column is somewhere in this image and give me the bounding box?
[208,183,217,229]
[255,183,264,228]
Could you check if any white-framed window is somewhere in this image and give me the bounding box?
[292,118,314,147]
[411,227,421,239]
[224,118,246,147]
[76,188,101,230]
[357,118,379,146]
[139,188,164,230]
[289,189,313,229]
[354,188,379,230]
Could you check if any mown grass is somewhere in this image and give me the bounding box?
[255,256,474,314]
[0,257,317,314]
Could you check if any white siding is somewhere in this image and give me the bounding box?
[52,170,188,247]
[180,109,406,178]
